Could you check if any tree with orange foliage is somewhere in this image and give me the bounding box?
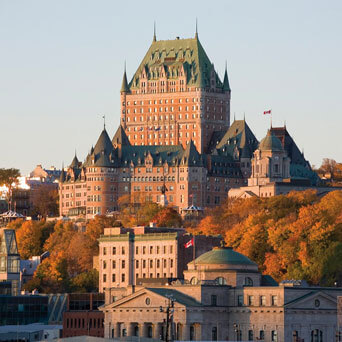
[153,207,183,227]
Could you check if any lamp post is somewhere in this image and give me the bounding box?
[160,295,175,342]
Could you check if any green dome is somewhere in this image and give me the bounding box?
[194,247,257,266]
[259,130,283,152]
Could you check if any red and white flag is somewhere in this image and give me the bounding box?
[184,238,194,248]
[263,109,272,115]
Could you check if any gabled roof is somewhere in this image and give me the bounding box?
[112,125,130,147]
[129,36,224,90]
[146,288,202,307]
[216,120,258,159]
[284,290,336,308]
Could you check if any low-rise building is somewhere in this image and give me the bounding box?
[100,247,342,342]
[98,226,221,292]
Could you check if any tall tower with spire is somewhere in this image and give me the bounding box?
[120,29,231,153]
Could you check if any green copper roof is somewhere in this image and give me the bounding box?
[129,37,225,90]
[193,247,257,266]
[259,130,284,152]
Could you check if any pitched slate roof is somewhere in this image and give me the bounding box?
[129,36,226,90]
[112,125,130,147]
[147,288,202,307]
[216,120,258,159]
[120,145,184,166]
[180,140,203,166]
[69,154,79,168]
[83,129,116,167]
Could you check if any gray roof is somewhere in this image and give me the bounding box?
[147,288,202,307]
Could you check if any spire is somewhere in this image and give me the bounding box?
[59,163,65,183]
[195,18,198,39]
[70,153,79,169]
[153,21,156,42]
[103,115,106,130]
[223,61,230,91]
[120,63,130,93]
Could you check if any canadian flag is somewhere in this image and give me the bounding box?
[263,109,272,115]
[184,238,194,248]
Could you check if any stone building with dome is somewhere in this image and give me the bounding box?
[99,246,342,341]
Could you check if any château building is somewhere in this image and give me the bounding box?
[59,31,319,219]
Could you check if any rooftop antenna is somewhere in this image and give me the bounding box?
[153,21,156,42]
[195,18,198,38]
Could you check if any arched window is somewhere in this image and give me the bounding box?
[244,277,253,286]
[190,277,198,285]
[215,277,227,285]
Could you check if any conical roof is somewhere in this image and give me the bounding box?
[112,125,130,147]
[259,130,284,152]
[223,68,230,91]
[94,129,115,155]
[69,155,79,168]
[83,129,116,167]
[121,70,130,93]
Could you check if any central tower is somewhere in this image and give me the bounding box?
[120,31,231,153]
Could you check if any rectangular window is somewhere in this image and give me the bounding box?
[136,246,139,254]
[122,247,125,255]
[112,274,116,282]
[122,274,125,282]
[248,330,254,341]
[112,247,116,255]
[149,246,153,254]
[248,295,254,306]
[271,330,278,342]
[103,274,107,282]
[237,295,243,307]
[103,247,107,255]
[272,295,278,306]
[211,295,217,306]
[112,260,116,269]
[260,295,266,306]
[122,260,125,268]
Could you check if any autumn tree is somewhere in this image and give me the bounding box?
[31,186,59,217]
[153,207,183,227]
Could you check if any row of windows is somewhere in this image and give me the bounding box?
[124,98,227,106]
[103,258,174,270]
[102,272,174,283]
[102,245,174,256]
[237,294,279,307]
[124,176,176,183]
[127,123,197,132]
[66,317,103,330]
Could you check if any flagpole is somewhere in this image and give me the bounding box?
[193,235,196,268]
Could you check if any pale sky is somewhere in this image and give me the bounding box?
[1,0,341,175]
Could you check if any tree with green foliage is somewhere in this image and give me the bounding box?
[0,168,20,210]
